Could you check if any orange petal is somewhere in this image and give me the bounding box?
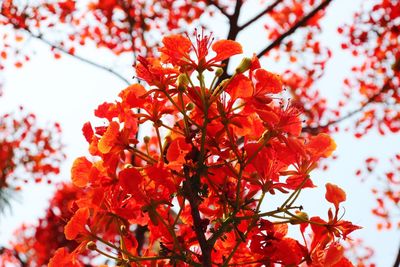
[119,83,146,107]
[64,207,90,240]
[98,121,119,154]
[325,183,346,209]
[159,35,191,64]
[212,40,242,61]
[308,133,336,158]
[71,157,92,187]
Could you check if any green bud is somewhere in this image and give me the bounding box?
[289,211,309,225]
[185,102,194,111]
[235,57,252,74]
[178,74,189,91]
[178,74,189,86]
[215,68,224,77]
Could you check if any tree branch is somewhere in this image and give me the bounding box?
[208,0,231,18]
[183,173,211,266]
[302,79,392,134]
[257,0,333,58]
[238,0,282,30]
[218,0,243,81]
[11,25,131,85]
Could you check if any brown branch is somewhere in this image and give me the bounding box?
[183,173,211,266]
[238,0,282,30]
[226,0,244,41]
[257,0,333,58]
[302,79,392,134]
[218,0,243,81]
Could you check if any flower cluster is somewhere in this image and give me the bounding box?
[49,33,359,266]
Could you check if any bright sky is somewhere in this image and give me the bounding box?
[1,1,399,266]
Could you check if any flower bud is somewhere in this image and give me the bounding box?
[178,73,189,86]
[215,68,224,77]
[185,102,194,111]
[178,74,189,91]
[86,241,97,250]
[289,211,309,224]
[143,136,150,143]
[235,57,252,74]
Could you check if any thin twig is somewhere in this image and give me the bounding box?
[257,0,333,58]
[302,79,392,134]
[19,27,130,85]
[238,0,282,30]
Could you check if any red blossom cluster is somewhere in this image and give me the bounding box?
[0,183,83,266]
[356,154,400,231]
[41,34,360,266]
[339,0,400,137]
[0,0,208,69]
[0,106,64,198]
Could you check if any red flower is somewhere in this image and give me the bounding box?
[64,207,90,240]
[250,219,306,265]
[159,30,242,72]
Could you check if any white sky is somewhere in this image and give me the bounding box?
[1,1,399,266]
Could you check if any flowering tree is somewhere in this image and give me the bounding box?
[0,0,399,266]
[0,106,63,209]
[0,104,64,264]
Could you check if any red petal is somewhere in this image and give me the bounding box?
[118,167,143,194]
[285,174,315,189]
[212,40,242,61]
[325,242,344,266]
[64,207,89,240]
[48,247,81,267]
[166,137,191,163]
[159,35,191,65]
[82,122,94,143]
[325,183,346,209]
[119,83,146,108]
[94,102,118,121]
[273,238,305,265]
[226,73,253,100]
[254,69,283,94]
